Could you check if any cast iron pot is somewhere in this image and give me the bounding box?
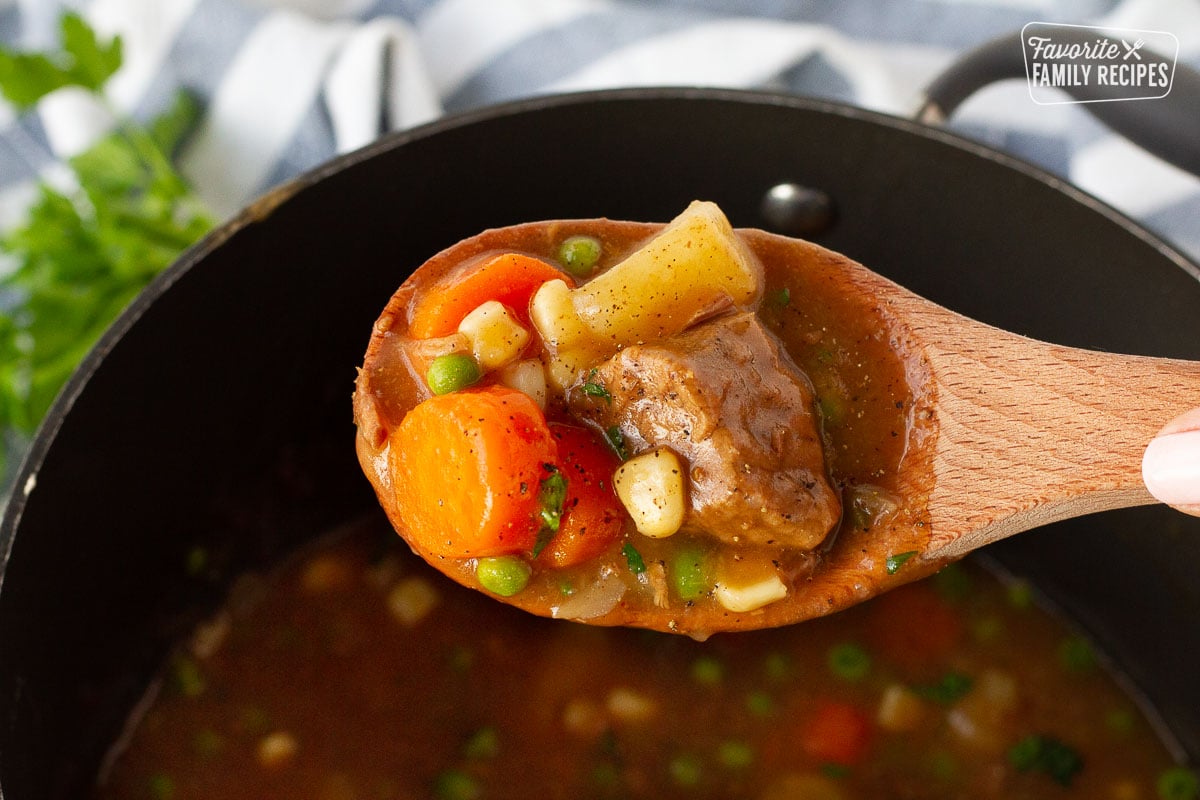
[2,86,1199,798]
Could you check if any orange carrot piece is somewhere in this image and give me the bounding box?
[536,424,626,569]
[389,386,557,558]
[408,253,573,339]
[801,700,875,766]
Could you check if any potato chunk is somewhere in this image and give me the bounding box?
[571,200,762,348]
[529,201,763,390]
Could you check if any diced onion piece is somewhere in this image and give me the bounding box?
[613,447,685,538]
[876,684,926,732]
[457,300,529,371]
[714,560,788,613]
[497,359,547,409]
[530,279,594,350]
[571,201,762,347]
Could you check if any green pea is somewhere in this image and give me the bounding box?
[671,546,710,601]
[147,774,176,800]
[463,726,500,760]
[827,642,871,682]
[718,740,754,769]
[746,690,775,717]
[668,753,703,787]
[476,556,531,597]
[690,656,724,686]
[426,353,482,395]
[1158,766,1200,800]
[1058,635,1096,673]
[763,652,792,683]
[558,235,603,277]
[434,769,482,800]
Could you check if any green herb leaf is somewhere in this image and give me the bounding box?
[622,542,646,574]
[604,425,629,461]
[60,12,123,91]
[0,13,122,108]
[149,90,204,156]
[0,52,73,108]
[581,368,612,403]
[911,671,973,705]
[885,550,918,575]
[0,13,213,477]
[1008,734,1083,787]
[531,467,567,558]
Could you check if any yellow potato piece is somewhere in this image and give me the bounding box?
[571,200,762,348]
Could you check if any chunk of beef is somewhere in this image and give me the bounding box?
[570,312,840,549]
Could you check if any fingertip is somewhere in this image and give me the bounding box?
[1143,409,1200,513]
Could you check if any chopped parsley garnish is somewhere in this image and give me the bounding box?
[604,425,630,461]
[530,468,567,558]
[885,550,918,575]
[911,672,973,705]
[1008,734,1083,786]
[769,287,791,307]
[581,368,612,403]
[0,13,213,474]
[622,542,646,574]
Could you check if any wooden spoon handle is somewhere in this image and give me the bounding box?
[913,307,1200,559]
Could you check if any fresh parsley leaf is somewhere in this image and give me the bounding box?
[149,90,204,156]
[622,542,646,574]
[0,12,122,108]
[530,468,567,558]
[885,550,918,575]
[581,368,612,403]
[603,425,629,461]
[60,12,123,91]
[1008,734,1083,787]
[0,52,73,108]
[0,13,213,478]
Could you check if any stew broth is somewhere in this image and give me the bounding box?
[95,517,1190,800]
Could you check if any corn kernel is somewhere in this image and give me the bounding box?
[614,447,686,538]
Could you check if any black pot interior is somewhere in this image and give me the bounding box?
[2,89,1198,797]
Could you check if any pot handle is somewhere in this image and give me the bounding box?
[916,31,1200,178]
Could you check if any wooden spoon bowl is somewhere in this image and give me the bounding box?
[354,217,1200,636]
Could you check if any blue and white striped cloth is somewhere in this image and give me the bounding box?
[1,0,1198,259]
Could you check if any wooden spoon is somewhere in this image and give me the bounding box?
[355,219,1200,636]
[864,270,1200,562]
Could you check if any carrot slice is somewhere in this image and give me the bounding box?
[409,253,572,339]
[536,424,627,569]
[801,700,875,766]
[390,386,557,558]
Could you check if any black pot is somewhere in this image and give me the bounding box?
[2,88,1199,797]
